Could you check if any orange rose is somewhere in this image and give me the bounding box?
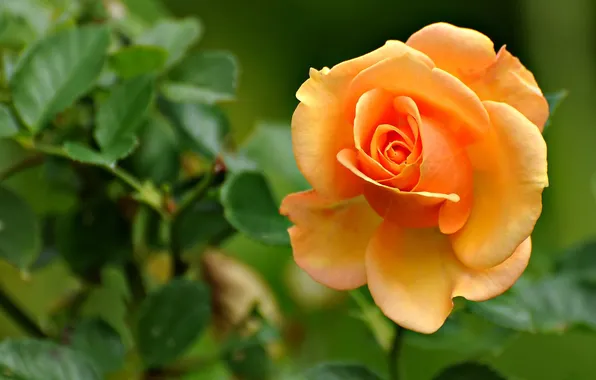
[280,23,549,333]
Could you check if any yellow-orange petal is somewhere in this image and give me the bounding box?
[467,46,549,130]
[337,148,456,227]
[354,89,395,151]
[415,117,473,234]
[293,42,432,201]
[451,101,548,269]
[348,55,490,143]
[454,237,531,301]
[366,223,531,333]
[406,22,496,79]
[280,190,381,290]
[366,223,456,333]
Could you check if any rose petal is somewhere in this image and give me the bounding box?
[451,101,548,269]
[415,117,473,234]
[366,223,456,333]
[337,148,457,227]
[467,46,549,130]
[454,237,532,301]
[366,222,531,333]
[406,22,496,78]
[354,89,395,151]
[348,54,490,143]
[280,190,381,290]
[293,42,432,200]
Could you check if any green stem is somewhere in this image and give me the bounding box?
[175,168,215,217]
[0,285,45,338]
[388,325,404,380]
[0,154,45,182]
[349,290,393,351]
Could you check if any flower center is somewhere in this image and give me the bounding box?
[385,142,410,164]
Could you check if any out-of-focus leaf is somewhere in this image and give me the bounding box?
[164,51,239,104]
[405,311,515,356]
[81,267,133,348]
[0,11,37,48]
[470,276,596,333]
[433,362,506,380]
[223,344,272,380]
[220,171,290,245]
[94,75,154,151]
[63,138,138,167]
[0,105,19,138]
[175,199,233,251]
[544,90,568,130]
[0,186,41,268]
[166,102,229,160]
[555,240,596,283]
[0,338,101,380]
[136,279,211,368]
[0,0,52,37]
[71,318,125,374]
[304,363,383,380]
[136,18,202,68]
[55,199,131,278]
[109,46,168,79]
[10,25,110,132]
[130,114,180,185]
[240,122,309,197]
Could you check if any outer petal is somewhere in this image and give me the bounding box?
[348,55,490,143]
[293,42,433,200]
[280,190,381,290]
[451,101,548,269]
[466,46,549,130]
[366,223,456,333]
[366,223,532,334]
[406,22,496,78]
[454,237,531,301]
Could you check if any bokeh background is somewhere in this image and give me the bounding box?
[2,0,596,379]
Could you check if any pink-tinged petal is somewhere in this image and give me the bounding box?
[280,190,381,290]
[337,149,456,228]
[451,101,548,269]
[406,22,496,78]
[366,223,456,333]
[454,237,532,301]
[348,55,491,143]
[467,46,549,130]
[415,117,473,234]
[292,42,433,201]
[366,223,532,333]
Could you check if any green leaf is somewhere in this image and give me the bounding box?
[544,90,568,130]
[130,114,180,185]
[80,267,133,348]
[220,171,290,245]
[55,199,131,278]
[0,186,41,268]
[109,45,168,79]
[241,122,309,197]
[136,278,211,368]
[164,51,239,104]
[304,363,383,380]
[136,18,202,68]
[174,198,233,251]
[71,318,125,374]
[0,11,37,48]
[0,338,101,380]
[433,362,506,380]
[10,25,110,132]
[94,75,155,150]
[166,102,229,159]
[0,0,52,37]
[62,138,138,167]
[0,105,19,138]
[224,344,272,380]
[470,276,596,333]
[405,311,515,356]
[555,240,596,283]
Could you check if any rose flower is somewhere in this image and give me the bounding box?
[280,23,549,333]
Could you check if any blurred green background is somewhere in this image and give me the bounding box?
[3,0,596,379]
